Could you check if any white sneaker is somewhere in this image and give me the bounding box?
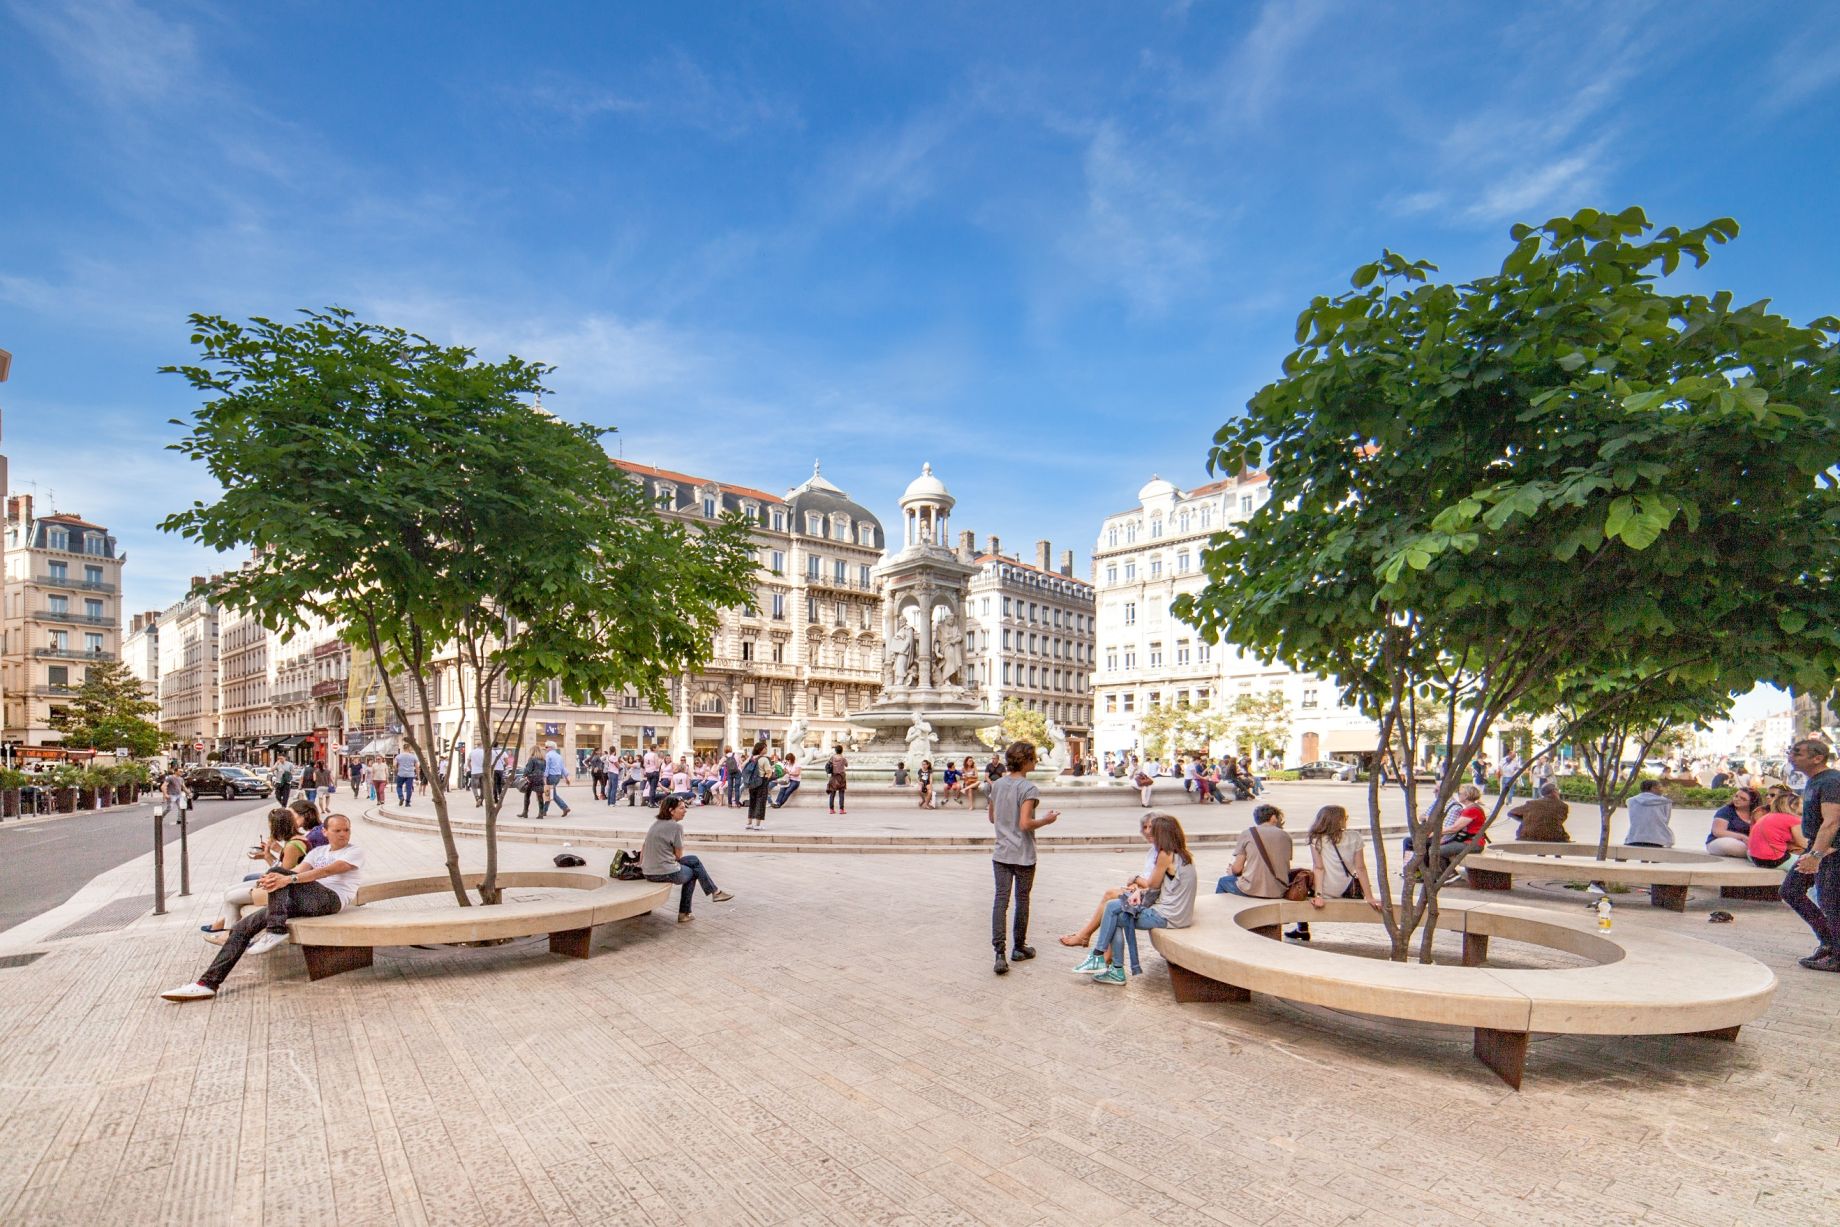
[247,930,290,956]
[161,982,215,1002]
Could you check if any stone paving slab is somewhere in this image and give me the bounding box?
[0,798,1825,1225]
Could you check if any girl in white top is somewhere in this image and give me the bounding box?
[1290,804,1380,941]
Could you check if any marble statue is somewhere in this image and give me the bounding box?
[933,610,964,688]
[785,716,808,753]
[1045,716,1070,771]
[890,622,917,688]
[905,713,937,763]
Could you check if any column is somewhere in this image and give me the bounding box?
[724,685,741,750]
[672,673,692,755]
[916,592,935,690]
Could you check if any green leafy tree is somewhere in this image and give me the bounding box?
[162,308,759,904]
[46,659,164,757]
[1176,207,1840,961]
[1139,702,1229,760]
[1224,691,1290,760]
[980,698,1051,756]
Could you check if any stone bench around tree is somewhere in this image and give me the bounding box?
[277,870,671,981]
[1462,841,1786,912]
[1148,893,1776,1089]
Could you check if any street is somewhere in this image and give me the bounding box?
[0,795,272,934]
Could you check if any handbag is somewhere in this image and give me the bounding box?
[1251,825,1314,901]
[1326,836,1364,900]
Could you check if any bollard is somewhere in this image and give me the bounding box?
[178,804,191,897]
[153,806,167,916]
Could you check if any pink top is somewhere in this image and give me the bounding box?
[1749,811,1799,861]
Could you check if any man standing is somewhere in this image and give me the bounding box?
[1781,739,1840,971]
[642,745,662,806]
[303,761,320,806]
[274,760,293,807]
[722,746,741,807]
[642,795,734,923]
[161,814,367,1001]
[520,749,546,819]
[466,742,486,807]
[544,741,573,818]
[1508,783,1572,842]
[393,743,419,806]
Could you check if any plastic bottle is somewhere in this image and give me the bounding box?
[1596,897,1613,932]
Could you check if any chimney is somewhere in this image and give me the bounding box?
[8,493,29,524]
[986,534,1000,557]
[1035,540,1051,572]
[1059,549,1073,577]
[958,529,975,561]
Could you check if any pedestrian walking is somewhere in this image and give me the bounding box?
[544,742,573,817]
[1780,739,1840,972]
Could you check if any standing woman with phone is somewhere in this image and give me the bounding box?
[988,740,1060,976]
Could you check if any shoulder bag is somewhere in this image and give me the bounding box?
[1251,825,1314,902]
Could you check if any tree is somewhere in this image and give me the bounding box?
[1176,207,1840,961]
[981,698,1051,755]
[1224,691,1290,760]
[162,308,758,904]
[47,659,164,757]
[1140,701,1229,760]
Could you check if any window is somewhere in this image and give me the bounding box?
[833,560,846,583]
[85,534,106,556]
[702,497,717,518]
[1240,494,1254,515]
[1178,511,1191,533]
[1106,652,1117,672]
[1176,641,1191,666]
[1106,564,1118,585]
[47,527,69,550]
[1003,597,1012,617]
[1028,633,1038,654]
[1028,666,1038,687]
[1122,692,1135,713]
[1302,688,1319,709]
[1175,690,1188,707]
[1176,552,1190,575]
[47,665,68,688]
[740,641,755,661]
[834,519,850,541]
[1002,629,1011,650]
[1002,663,1012,684]
[858,525,876,547]
[981,598,991,615]
[771,594,785,620]
[1198,642,1212,663]
[85,565,102,584]
[1150,558,1162,579]
[49,630,68,650]
[772,510,785,532]
[1029,602,1038,623]
[1148,690,1161,708]
[86,598,103,618]
[1123,650,1136,669]
[772,642,785,663]
[770,550,785,573]
[805,597,817,623]
[1123,562,1135,582]
[1105,694,1118,714]
[1123,602,1136,625]
[85,632,103,653]
[807,556,820,579]
[859,565,871,587]
[1199,505,1212,530]
[48,595,69,614]
[1150,517,1163,539]
[806,513,823,534]
[1107,527,1118,548]
[1125,521,1137,544]
[1149,643,1163,668]
[48,561,67,580]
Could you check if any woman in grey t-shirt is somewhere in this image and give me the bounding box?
[988,740,1060,976]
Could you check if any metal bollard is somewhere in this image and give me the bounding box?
[177,803,191,897]
[153,806,167,915]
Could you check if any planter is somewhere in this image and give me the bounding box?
[52,787,77,814]
[76,787,97,811]
[1,789,16,818]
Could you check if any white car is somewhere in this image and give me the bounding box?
[1295,759,1359,781]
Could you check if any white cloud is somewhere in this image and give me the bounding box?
[6,0,198,110]
[507,50,800,139]
[1061,122,1216,315]
[1762,18,1840,112]
[1205,0,1331,129]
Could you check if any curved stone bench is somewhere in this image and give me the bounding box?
[1462,842,1785,911]
[1149,893,1776,1089]
[284,870,670,981]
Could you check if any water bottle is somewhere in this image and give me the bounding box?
[1596,898,1613,932]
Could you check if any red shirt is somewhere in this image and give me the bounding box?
[1748,811,1799,862]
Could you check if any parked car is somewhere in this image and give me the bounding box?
[1295,759,1359,781]
[183,765,273,800]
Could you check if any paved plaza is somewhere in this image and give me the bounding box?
[0,784,1830,1225]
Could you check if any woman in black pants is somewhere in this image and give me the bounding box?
[744,740,772,830]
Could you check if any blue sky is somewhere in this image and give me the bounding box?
[4,1,1836,720]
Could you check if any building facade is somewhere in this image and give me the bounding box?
[216,603,274,759]
[961,533,1095,759]
[401,459,888,765]
[156,586,218,762]
[1,496,125,751]
[1090,473,1377,767]
[123,610,160,703]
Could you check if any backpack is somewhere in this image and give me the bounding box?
[610,849,646,880]
[824,759,834,776]
[741,757,763,789]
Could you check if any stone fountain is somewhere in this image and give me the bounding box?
[847,463,1003,779]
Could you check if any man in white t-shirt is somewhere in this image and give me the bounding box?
[642,747,662,804]
[467,744,486,807]
[161,815,368,1001]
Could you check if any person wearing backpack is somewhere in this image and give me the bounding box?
[826,744,849,814]
[275,761,294,807]
[742,740,772,830]
[520,750,547,819]
[722,747,741,807]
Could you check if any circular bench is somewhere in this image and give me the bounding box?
[1149,893,1776,1088]
[1462,841,1785,911]
[284,871,671,980]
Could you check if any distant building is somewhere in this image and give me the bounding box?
[960,533,1095,760]
[1,495,125,752]
[1090,473,1377,766]
[123,611,161,703]
[156,583,218,763]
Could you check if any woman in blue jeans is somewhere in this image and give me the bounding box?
[1075,813,1197,984]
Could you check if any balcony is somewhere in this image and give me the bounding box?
[34,648,115,662]
[272,688,311,705]
[311,679,343,698]
[31,685,75,696]
[803,573,875,595]
[34,573,116,594]
[30,610,113,626]
[807,664,881,683]
[703,655,799,679]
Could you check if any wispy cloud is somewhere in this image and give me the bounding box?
[1761,16,1840,112]
[6,0,198,110]
[1204,0,1330,130]
[507,49,800,139]
[1061,122,1216,315]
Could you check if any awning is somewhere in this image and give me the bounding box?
[267,735,307,751]
[356,737,400,756]
[1321,731,1377,754]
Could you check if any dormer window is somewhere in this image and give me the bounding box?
[655,483,677,507]
[858,524,876,547]
[833,518,850,541]
[806,512,823,535]
[702,496,717,518]
[46,527,69,551]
